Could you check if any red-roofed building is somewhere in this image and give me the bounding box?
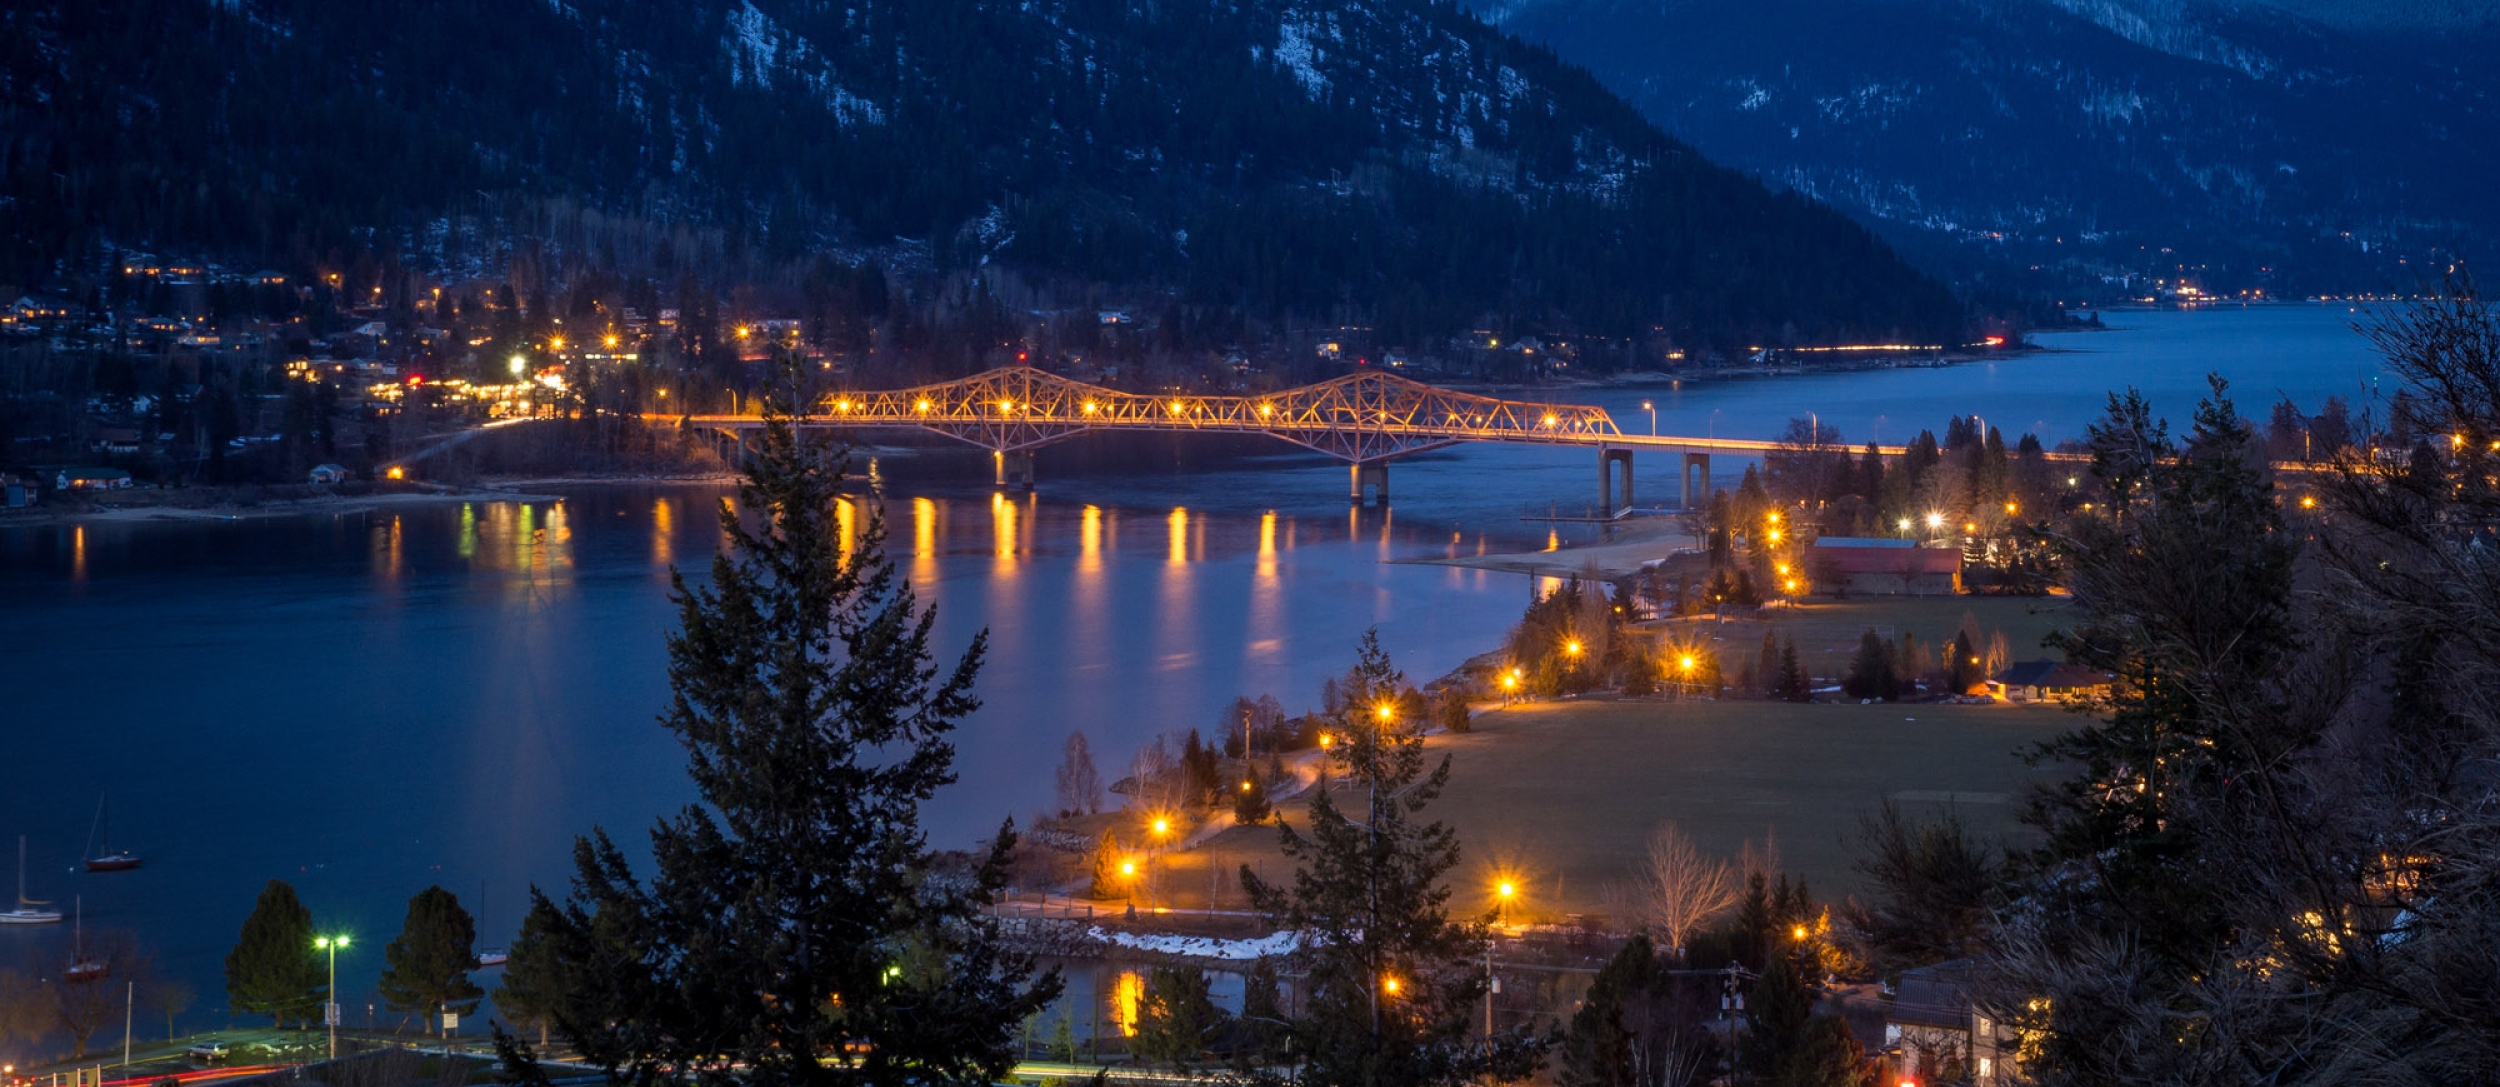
[1808,537,1961,596]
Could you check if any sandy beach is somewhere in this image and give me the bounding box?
[1400,514,1703,581]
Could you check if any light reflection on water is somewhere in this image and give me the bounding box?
[0,306,2392,1033]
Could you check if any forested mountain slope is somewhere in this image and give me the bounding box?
[0,0,1967,353]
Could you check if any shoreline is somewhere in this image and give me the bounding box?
[1397,515,1698,582]
[0,471,739,528]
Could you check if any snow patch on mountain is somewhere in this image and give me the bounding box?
[2042,0,2279,79]
[725,0,781,87]
[1273,16,1333,99]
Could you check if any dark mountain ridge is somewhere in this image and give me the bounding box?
[1477,0,2500,298]
[0,0,1969,359]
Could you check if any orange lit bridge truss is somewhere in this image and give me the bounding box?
[676,366,1862,507]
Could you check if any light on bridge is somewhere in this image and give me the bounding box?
[1541,413,1558,428]
[915,399,931,413]
[1259,403,1273,417]
[1083,401,1099,415]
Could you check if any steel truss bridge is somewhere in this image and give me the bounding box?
[669,365,1889,509]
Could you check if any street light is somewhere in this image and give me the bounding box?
[1640,400,1656,436]
[507,354,526,377]
[314,934,351,1060]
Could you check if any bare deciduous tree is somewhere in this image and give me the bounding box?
[1630,824,1739,956]
[1054,731,1101,816]
[52,929,145,1057]
[0,970,46,1050]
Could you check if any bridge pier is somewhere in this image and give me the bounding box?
[1599,447,1635,513]
[995,450,1036,491]
[1350,462,1389,506]
[1680,453,1712,509]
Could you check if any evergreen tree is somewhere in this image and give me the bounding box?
[1756,634,1779,698]
[1241,630,1511,1087]
[2003,378,2297,1080]
[1740,954,1866,1087]
[1234,773,1273,825]
[1733,872,1773,969]
[1557,934,1718,1087]
[1048,1012,1077,1062]
[1089,832,1130,901]
[1132,966,1224,1070]
[1742,955,1814,1084]
[1840,630,1894,702]
[378,885,484,1036]
[1892,634,1926,695]
[1782,1017,1873,1087]
[224,879,324,1028]
[1943,631,1981,694]
[495,901,565,1047]
[509,385,1058,1087]
[1181,730,1219,806]
[1238,957,1289,1070]
[1776,640,1810,702]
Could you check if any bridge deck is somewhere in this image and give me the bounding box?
[653,365,1902,460]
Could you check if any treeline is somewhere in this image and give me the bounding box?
[1834,281,2500,1081]
[2,0,1964,358]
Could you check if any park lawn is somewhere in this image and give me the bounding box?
[1660,595,2080,684]
[1170,695,2081,928]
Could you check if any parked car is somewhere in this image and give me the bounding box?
[185,1040,230,1062]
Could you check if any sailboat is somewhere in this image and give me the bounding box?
[0,836,63,925]
[83,792,141,872]
[63,896,107,982]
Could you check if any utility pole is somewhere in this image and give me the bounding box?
[1484,940,1495,1041]
[121,982,132,1068]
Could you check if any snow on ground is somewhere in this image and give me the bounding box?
[1090,927,1301,960]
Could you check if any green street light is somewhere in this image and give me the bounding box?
[315,934,351,1061]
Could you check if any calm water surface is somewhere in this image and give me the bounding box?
[0,305,2389,1035]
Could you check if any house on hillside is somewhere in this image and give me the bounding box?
[56,467,132,490]
[1807,537,1961,595]
[1987,660,2115,704]
[1886,960,2014,1085]
[5,294,85,332]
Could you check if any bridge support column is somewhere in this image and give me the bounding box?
[1680,453,1712,509]
[995,450,1036,491]
[1600,447,1634,514]
[1350,462,1389,506]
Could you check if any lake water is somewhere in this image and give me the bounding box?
[0,304,2390,1041]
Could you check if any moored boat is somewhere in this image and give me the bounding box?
[83,792,141,873]
[1,837,62,925]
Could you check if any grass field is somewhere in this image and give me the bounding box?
[1661,595,2081,685]
[1128,694,2081,928]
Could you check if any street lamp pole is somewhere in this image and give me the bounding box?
[315,935,350,1061]
[1641,400,1656,437]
